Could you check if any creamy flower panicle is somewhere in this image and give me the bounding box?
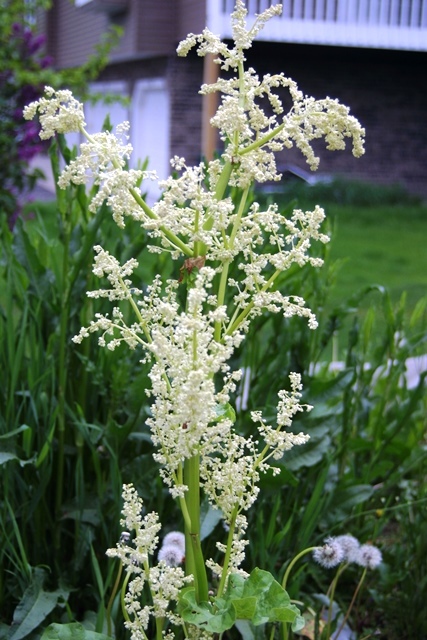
[178,0,364,187]
[26,2,367,636]
[107,486,191,637]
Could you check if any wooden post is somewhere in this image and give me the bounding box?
[201,52,220,161]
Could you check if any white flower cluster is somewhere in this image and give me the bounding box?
[106,485,191,638]
[23,85,85,138]
[313,534,382,569]
[25,0,368,617]
[178,1,365,187]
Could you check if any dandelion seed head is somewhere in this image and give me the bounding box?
[157,544,185,567]
[313,537,345,568]
[334,534,360,563]
[356,543,382,569]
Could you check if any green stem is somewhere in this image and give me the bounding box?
[324,563,347,640]
[216,506,239,598]
[54,217,71,553]
[281,547,318,640]
[281,546,318,592]
[184,455,209,603]
[225,268,282,337]
[129,186,193,256]
[215,160,233,201]
[82,129,193,257]
[155,616,164,640]
[214,260,230,342]
[120,570,132,624]
[106,561,123,637]
[239,122,286,156]
[334,568,367,640]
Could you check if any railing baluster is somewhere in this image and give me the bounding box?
[409,0,422,26]
[215,0,427,50]
[314,0,326,21]
[324,0,336,22]
[293,0,304,19]
[400,0,411,26]
[389,0,399,25]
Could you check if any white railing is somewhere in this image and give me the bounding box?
[207,0,427,50]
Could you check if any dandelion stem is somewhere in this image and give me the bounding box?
[334,568,367,640]
[106,560,123,637]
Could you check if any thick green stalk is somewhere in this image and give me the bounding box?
[106,561,123,637]
[184,455,209,602]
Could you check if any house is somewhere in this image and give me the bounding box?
[38,0,427,198]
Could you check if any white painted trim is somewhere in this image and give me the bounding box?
[209,0,427,51]
[131,78,171,204]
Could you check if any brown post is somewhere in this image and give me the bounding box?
[201,52,220,161]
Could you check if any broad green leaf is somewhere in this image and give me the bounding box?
[0,452,34,467]
[215,402,236,423]
[0,425,31,440]
[180,569,303,633]
[41,623,111,640]
[281,435,331,471]
[10,569,69,640]
[200,502,223,541]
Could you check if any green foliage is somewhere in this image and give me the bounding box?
[1,130,426,639]
[41,623,111,640]
[8,568,69,640]
[0,136,160,630]
[0,0,122,223]
[234,240,426,637]
[267,175,424,208]
[260,183,427,314]
[179,569,304,633]
[0,1,122,97]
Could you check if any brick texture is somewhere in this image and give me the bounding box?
[244,42,427,198]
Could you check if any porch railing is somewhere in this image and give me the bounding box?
[208,0,427,50]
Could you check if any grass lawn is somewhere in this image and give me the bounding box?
[24,182,427,316]
[327,203,427,310]
[258,178,427,315]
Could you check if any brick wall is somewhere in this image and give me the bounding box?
[60,19,427,199]
[168,52,204,166]
[245,42,427,198]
